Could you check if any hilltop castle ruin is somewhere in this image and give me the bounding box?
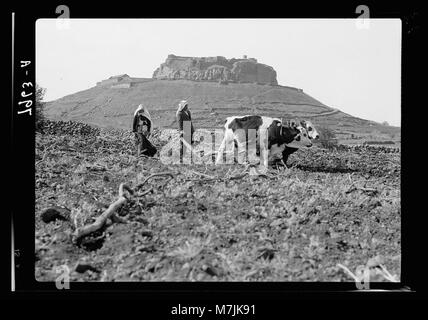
[96,54,278,88]
[152,54,278,85]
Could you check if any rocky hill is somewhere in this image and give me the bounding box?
[153,54,278,85]
[44,55,400,145]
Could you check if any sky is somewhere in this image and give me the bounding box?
[36,19,401,126]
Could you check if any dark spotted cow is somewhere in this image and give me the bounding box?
[215,115,312,167]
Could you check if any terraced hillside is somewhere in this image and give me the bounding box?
[44,79,400,144]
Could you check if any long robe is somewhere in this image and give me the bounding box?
[176,108,195,144]
[132,105,156,156]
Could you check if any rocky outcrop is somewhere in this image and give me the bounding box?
[152,54,278,85]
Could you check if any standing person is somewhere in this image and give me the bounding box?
[176,100,195,162]
[132,104,156,157]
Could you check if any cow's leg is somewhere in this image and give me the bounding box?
[282,154,290,168]
[258,128,269,169]
[280,159,288,169]
[282,147,297,168]
[215,137,226,164]
[236,140,247,164]
[283,153,289,164]
[247,128,258,165]
[234,129,248,164]
[215,130,233,165]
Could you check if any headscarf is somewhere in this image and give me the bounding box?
[176,100,188,118]
[133,104,152,134]
[134,104,152,123]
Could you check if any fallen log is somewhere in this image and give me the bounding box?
[73,173,174,243]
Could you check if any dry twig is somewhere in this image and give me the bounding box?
[346,186,378,195]
[183,168,215,179]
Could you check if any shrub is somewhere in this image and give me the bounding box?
[316,127,338,149]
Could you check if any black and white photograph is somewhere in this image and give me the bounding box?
[31,17,403,284]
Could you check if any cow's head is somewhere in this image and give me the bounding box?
[277,122,313,148]
[289,127,313,148]
[300,120,319,140]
